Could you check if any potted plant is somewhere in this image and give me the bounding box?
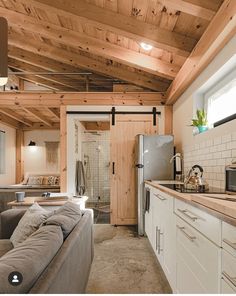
[191,109,208,133]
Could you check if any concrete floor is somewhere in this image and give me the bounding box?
[86,225,172,294]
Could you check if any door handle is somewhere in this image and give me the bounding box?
[112,162,115,175]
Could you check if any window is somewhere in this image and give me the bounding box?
[0,130,6,174]
[205,77,236,127]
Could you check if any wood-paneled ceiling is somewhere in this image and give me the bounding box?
[0,0,234,130]
[1,0,224,93]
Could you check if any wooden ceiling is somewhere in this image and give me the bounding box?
[0,0,234,130]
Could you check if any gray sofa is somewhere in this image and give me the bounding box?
[0,208,94,293]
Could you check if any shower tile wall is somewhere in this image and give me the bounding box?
[82,131,110,203]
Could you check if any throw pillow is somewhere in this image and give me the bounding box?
[47,176,56,185]
[43,201,82,238]
[27,176,44,185]
[10,203,52,247]
[54,176,60,185]
[42,176,49,185]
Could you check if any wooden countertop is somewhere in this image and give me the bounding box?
[8,196,88,207]
[145,180,236,227]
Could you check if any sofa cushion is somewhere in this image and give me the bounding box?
[10,203,52,247]
[0,225,63,293]
[43,201,82,238]
[0,240,13,257]
[27,176,44,185]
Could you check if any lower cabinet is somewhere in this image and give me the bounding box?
[176,216,221,293]
[146,187,176,291]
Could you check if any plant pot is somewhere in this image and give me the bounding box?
[197,125,208,133]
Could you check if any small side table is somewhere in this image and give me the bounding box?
[8,196,88,211]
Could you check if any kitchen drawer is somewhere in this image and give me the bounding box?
[152,188,174,204]
[176,216,221,293]
[222,249,236,292]
[222,222,236,258]
[174,198,221,246]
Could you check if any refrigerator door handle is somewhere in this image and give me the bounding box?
[135,164,144,168]
[145,189,150,212]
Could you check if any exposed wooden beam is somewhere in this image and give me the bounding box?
[8,47,113,91]
[60,106,67,192]
[47,108,60,120]
[166,0,236,105]
[22,107,53,127]
[164,105,173,134]
[8,33,170,92]
[0,111,22,129]
[2,7,180,80]
[0,108,33,127]
[17,73,81,91]
[159,0,215,20]
[16,129,24,183]
[34,0,197,57]
[0,92,165,107]
[23,122,60,130]
[9,58,82,91]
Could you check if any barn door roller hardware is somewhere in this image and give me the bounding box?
[67,107,161,126]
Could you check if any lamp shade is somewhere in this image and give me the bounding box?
[0,17,8,86]
[28,141,36,146]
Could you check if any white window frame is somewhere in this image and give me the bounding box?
[204,69,236,128]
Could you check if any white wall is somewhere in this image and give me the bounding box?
[173,35,236,189]
[24,130,60,175]
[0,123,16,185]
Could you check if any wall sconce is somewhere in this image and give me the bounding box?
[0,17,8,86]
[28,141,36,146]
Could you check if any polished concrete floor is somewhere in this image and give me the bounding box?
[86,225,172,294]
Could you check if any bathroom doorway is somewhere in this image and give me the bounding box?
[81,123,110,224]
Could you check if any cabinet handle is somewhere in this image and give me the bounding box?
[155,226,158,251]
[177,225,196,242]
[222,271,236,288]
[223,239,236,251]
[154,193,166,201]
[177,209,198,221]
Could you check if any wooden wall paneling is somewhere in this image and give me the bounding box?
[16,129,24,183]
[164,105,173,134]
[166,0,236,105]
[110,115,158,225]
[60,106,67,192]
[0,92,166,107]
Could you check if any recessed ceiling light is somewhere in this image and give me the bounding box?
[140,42,153,51]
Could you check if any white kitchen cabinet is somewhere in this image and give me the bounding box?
[152,188,176,291]
[222,221,236,258]
[144,185,154,248]
[176,216,221,293]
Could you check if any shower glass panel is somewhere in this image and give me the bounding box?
[81,131,110,209]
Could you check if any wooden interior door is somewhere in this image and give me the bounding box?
[110,115,158,225]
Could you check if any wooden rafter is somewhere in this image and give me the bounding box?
[158,0,215,20]
[0,108,33,127]
[47,108,60,120]
[22,107,53,127]
[0,92,165,107]
[0,111,21,129]
[9,58,82,91]
[2,6,180,80]
[166,0,236,105]
[8,47,113,91]
[33,0,197,57]
[8,33,170,92]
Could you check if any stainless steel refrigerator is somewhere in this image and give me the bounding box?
[135,135,174,235]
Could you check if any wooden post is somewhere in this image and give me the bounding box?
[16,129,24,183]
[164,105,173,134]
[60,106,67,192]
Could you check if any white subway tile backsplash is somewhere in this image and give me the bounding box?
[183,131,235,189]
